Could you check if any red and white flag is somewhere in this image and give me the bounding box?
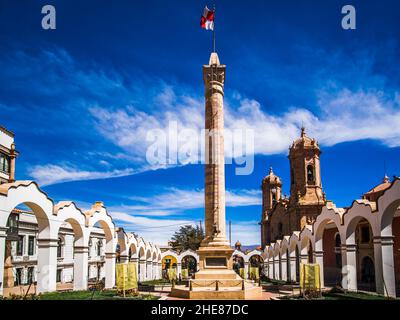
[200,6,215,31]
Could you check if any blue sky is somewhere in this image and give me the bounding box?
[1,0,400,245]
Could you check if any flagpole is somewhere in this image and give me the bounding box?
[213,4,216,52]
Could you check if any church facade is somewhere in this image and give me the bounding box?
[261,128,326,248]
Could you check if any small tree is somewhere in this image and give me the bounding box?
[170,225,204,253]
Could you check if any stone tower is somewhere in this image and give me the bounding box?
[288,127,325,228]
[262,167,282,212]
[260,167,282,247]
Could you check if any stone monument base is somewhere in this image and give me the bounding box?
[169,245,263,300]
[170,281,263,300]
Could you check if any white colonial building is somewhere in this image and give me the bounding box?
[0,126,163,296]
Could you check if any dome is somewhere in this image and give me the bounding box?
[290,127,319,151]
[262,167,282,185]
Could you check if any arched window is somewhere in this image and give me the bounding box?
[97,239,103,256]
[88,238,92,258]
[334,233,342,268]
[307,165,314,183]
[57,237,63,258]
[335,233,341,247]
[272,192,277,205]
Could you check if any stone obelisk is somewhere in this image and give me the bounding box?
[195,52,236,277]
[170,53,263,298]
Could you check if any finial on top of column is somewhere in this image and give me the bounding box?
[209,52,220,66]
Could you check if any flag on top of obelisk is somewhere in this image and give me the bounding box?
[200,6,215,31]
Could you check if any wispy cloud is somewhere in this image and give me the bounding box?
[28,164,137,186]
[109,211,196,245]
[109,187,261,216]
[109,211,261,246]
[90,86,400,161]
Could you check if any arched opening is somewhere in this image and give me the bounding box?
[152,251,157,280]
[307,240,314,263]
[295,246,300,282]
[138,246,146,282]
[307,165,315,184]
[393,213,400,296]
[248,255,264,281]
[380,198,400,297]
[145,249,152,280]
[286,249,290,282]
[181,255,197,278]
[2,201,51,297]
[88,218,114,289]
[361,256,375,287]
[129,243,138,262]
[161,255,177,280]
[354,218,376,292]
[321,224,342,286]
[233,254,245,278]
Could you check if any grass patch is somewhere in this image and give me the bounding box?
[139,279,171,286]
[37,290,159,300]
[279,291,396,300]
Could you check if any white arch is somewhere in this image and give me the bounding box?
[178,249,199,264]
[377,179,400,237]
[244,249,263,263]
[0,181,54,238]
[54,201,90,291]
[161,249,179,262]
[86,203,117,289]
[127,233,139,259]
[299,225,314,256]
[0,181,57,295]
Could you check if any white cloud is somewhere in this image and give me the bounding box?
[90,86,400,170]
[109,211,196,246]
[109,211,261,246]
[108,188,261,217]
[106,188,262,245]
[28,164,137,186]
[33,87,400,185]
[230,221,261,246]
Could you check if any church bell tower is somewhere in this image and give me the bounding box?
[288,127,325,228]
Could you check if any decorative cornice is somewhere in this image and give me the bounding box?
[0,125,15,138]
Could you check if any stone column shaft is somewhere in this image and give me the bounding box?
[203,53,228,246]
[73,246,89,291]
[36,238,58,293]
[104,252,116,289]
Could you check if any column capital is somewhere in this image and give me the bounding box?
[74,246,89,254]
[342,244,357,252]
[105,252,116,259]
[0,227,8,237]
[314,250,324,257]
[37,238,59,248]
[373,236,395,246]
